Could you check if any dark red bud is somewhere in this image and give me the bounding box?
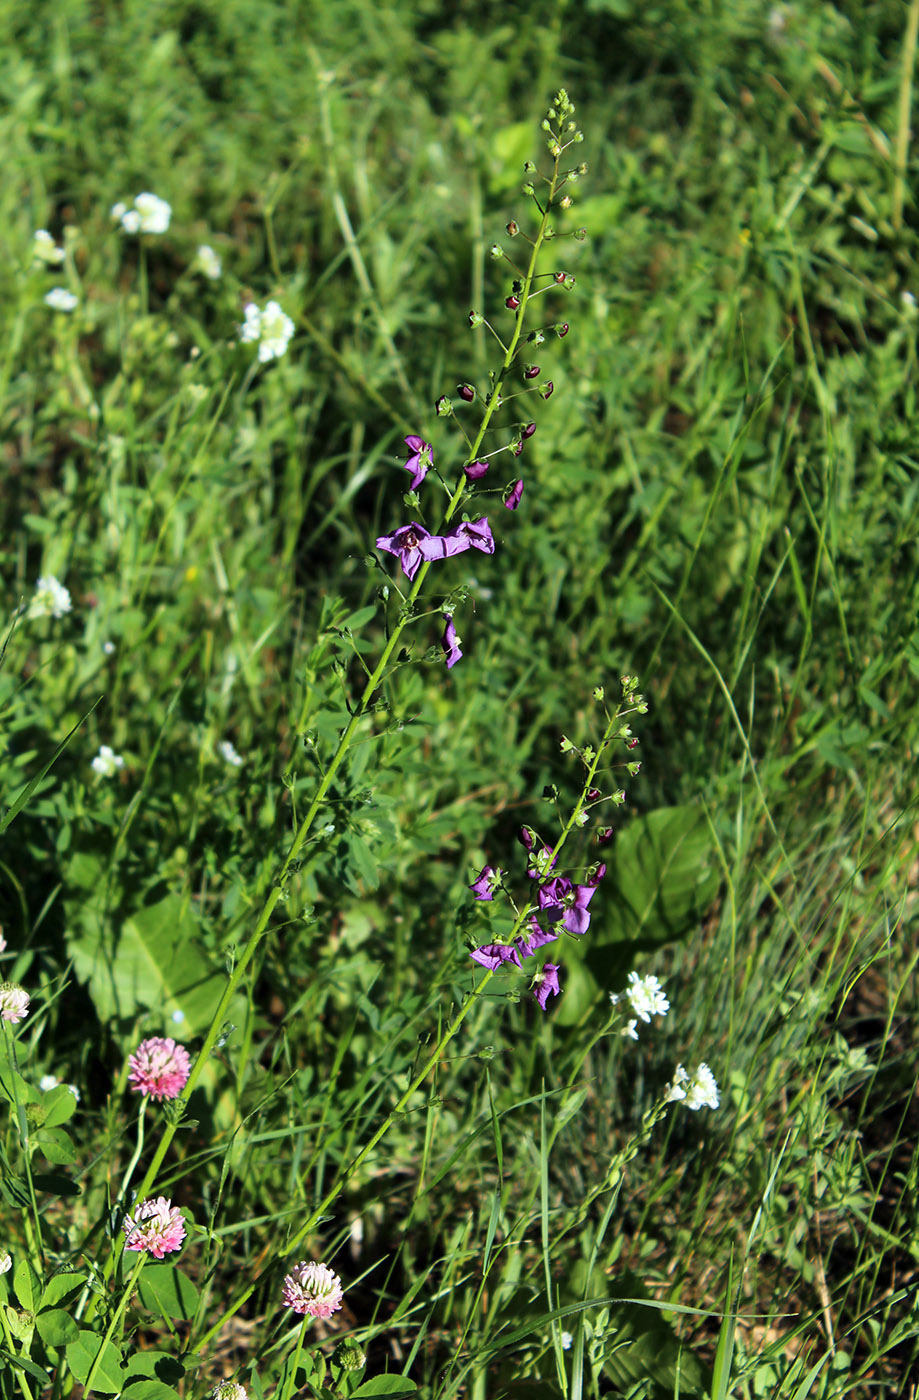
[598,827,614,845]
[627,737,639,750]
[524,365,541,379]
[557,323,569,337]
[522,422,536,439]
[587,788,601,801]
[505,295,520,310]
[458,383,475,402]
[506,221,519,236]
[554,271,567,284]
[540,381,554,399]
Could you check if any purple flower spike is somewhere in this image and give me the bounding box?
[470,942,523,971]
[464,460,490,480]
[402,436,433,490]
[532,963,561,1010]
[376,522,434,582]
[442,614,463,669]
[537,876,599,936]
[504,479,524,511]
[470,865,502,901]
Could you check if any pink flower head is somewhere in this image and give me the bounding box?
[531,963,561,1010]
[128,1037,191,1101]
[123,1196,186,1257]
[402,436,433,491]
[0,983,30,1023]
[282,1260,344,1319]
[441,614,462,669]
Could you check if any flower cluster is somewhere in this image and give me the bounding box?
[123,1196,186,1256]
[282,1260,344,1319]
[665,1062,720,1111]
[27,575,72,620]
[45,288,78,312]
[111,193,172,235]
[92,745,125,777]
[239,300,294,362]
[128,1037,192,1101]
[610,971,670,1040]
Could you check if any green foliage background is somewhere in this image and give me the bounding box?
[1,0,918,1397]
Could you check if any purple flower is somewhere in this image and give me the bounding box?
[532,963,561,1010]
[402,436,433,490]
[442,614,463,669]
[376,522,434,581]
[516,916,559,958]
[470,865,502,900]
[517,826,535,854]
[526,844,558,880]
[464,460,490,480]
[445,518,495,555]
[470,942,524,970]
[504,480,524,511]
[537,873,602,936]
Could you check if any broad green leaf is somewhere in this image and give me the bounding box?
[40,1272,88,1310]
[122,1382,182,1400]
[137,1264,199,1320]
[123,1351,185,1383]
[352,1378,418,1397]
[13,1257,41,1311]
[65,1332,125,1393]
[41,1085,78,1127]
[32,1127,77,1166]
[36,1307,80,1347]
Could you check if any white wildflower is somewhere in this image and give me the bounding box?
[665,1062,719,1111]
[112,193,171,235]
[33,229,65,265]
[0,1251,11,1275]
[44,288,78,312]
[560,1331,573,1350]
[239,300,294,363]
[40,1074,60,1092]
[196,244,222,279]
[28,575,72,619]
[92,745,125,777]
[218,740,244,768]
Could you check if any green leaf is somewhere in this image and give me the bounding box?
[32,1126,77,1165]
[13,1257,41,1310]
[122,1382,183,1400]
[352,1378,418,1397]
[65,1332,125,1393]
[36,1307,80,1347]
[41,1085,78,1127]
[40,1272,88,1310]
[123,1351,185,1383]
[137,1264,199,1320]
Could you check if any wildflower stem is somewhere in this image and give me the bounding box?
[81,1252,146,1398]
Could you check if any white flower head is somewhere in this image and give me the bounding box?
[40,1074,60,1092]
[103,640,116,655]
[45,288,78,312]
[218,739,244,768]
[33,229,65,265]
[560,1331,573,1350]
[92,745,125,777]
[665,1062,719,1111]
[211,1384,247,1400]
[28,575,72,619]
[239,300,294,363]
[0,1250,11,1275]
[196,244,222,279]
[0,983,30,1024]
[112,193,171,235]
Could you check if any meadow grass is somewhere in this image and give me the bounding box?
[1,2,918,1398]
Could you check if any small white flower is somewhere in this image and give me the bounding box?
[40,1074,60,1092]
[67,1084,81,1104]
[211,1383,247,1400]
[901,290,917,312]
[33,229,65,265]
[103,640,116,655]
[623,971,669,1023]
[560,1331,573,1350]
[112,193,171,235]
[239,300,294,363]
[171,1008,185,1024]
[92,745,125,777]
[44,287,79,312]
[196,244,222,279]
[28,575,72,619]
[218,739,244,768]
[0,1250,11,1275]
[665,1062,719,1110]
[621,1018,639,1041]
[0,930,6,953]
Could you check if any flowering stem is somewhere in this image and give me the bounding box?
[81,1251,146,1398]
[115,1095,147,1210]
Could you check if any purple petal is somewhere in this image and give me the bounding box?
[418,531,471,562]
[504,479,524,511]
[532,963,561,1010]
[464,460,490,480]
[470,942,523,970]
[441,614,463,669]
[469,864,499,900]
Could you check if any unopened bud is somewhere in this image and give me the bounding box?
[540,381,554,399]
[522,182,535,196]
[574,227,587,241]
[435,395,453,417]
[523,364,540,379]
[522,422,536,439]
[506,220,519,236]
[489,243,504,260]
[505,295,520,311]
[556,322,569,337]
[524,161,536,173]
[554,271,567,284]
[559,195,572,209]
[458,383,476,402]
[468,310,484,327]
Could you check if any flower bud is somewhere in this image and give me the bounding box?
[556,322,569,337]
[523,161,536,173]
[458,383,476,402]
[468,310,484,327]
[522,421,536,439]
[333,1339,367,1372]
[539,381,554,399]
[489,243,504,260]
[505,295,520,311]
[523,364,540,379]
[554,271,568,284]
[435,395,453,417]
[522,182,535,196]
[506,220,519,236]
[464,460,489,480]
[559,195,572,209]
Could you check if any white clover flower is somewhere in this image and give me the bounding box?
[28,575,72,620]
[92,745,125,777]
[196,244,222,279]
[211,1383,247,1400]
[40,1074,60,1092]
[0,1251,11,1275]
[44,288,78,312]
[218,739,244,768]
[112,193,171,235]
[67,1084,81,1103]
[665,1062,719,1111]
[0,984,30,1023]
[239,300,294,363]
[33,229,64,265]
[560,1331,573,1350]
